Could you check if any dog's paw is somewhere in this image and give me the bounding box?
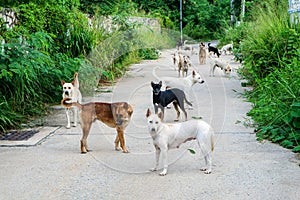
[66,125,71,129]
[159,171,167,176]
[174,119,179,122]
[149,168,157,172]
[200,168,212,174]
[115,147,122,151]
[122,149,130,153]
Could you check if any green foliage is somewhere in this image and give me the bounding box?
[227,0,300,152]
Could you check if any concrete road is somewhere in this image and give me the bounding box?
[0,49,299,200]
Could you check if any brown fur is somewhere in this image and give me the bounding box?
[61,98,133,153]
[199,43,207,65]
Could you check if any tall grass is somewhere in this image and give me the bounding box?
[237,0,300,152]
[88,18,174,82]
[239,0,292,84]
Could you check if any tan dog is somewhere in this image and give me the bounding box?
[146,109,214,176]
[61,98,133,153]
[199,42,207,65]
[178,54,191,77]
[61,72,82,128]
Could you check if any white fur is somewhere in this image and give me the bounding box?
[62,73,82,128]
[208,56,232,77]
[146,109,214,176]
[152,67,204,92]
[220,43,233,55]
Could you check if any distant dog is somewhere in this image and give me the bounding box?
[151,81,192,121]
[220,43,233,55]
[208,43,221,58]
[146,109,214,176]
[199,42,207,64]
[182,55,191,77]
[61,72,82,129]
[209,56,232,76]
[172,52,180,71]
[61,98,133,153]
[152,68,204,92]
[176,54,191,77]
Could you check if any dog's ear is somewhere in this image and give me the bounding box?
[158,112,164,121]
[61,80,65,86]
[146,108,151,118]
[159,81,162,86]
[126,103,133,116]
[192,71,196,77]
[151,81,154,87]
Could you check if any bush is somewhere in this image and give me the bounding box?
[235,0,300,152]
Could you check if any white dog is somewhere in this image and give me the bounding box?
[220,43,233,55]
[146,109,214,176]
[209,56,232,76]
[61,72,82,128]
[152,67,204,92]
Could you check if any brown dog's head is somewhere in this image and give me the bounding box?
[112,103,133,127]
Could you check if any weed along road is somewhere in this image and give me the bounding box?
[0,49,299,199]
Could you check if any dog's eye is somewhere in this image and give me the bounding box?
[149,120,153,123]
[155,121,159,124]
[68,87,71,89]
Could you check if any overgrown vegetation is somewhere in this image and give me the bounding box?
[0,0,173,131]
[220,0,300,152]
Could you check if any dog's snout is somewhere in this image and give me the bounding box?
[64,91,69,96]
[151,128,156,132]
[116,120,123,126]
[200,80,204,84]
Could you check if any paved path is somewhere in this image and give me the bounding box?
[0,49,299,200]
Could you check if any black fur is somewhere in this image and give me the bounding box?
[151,81,192,121]
[208,43,220,58]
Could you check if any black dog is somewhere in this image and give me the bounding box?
[208,43,221,58]
[151,81,192,121]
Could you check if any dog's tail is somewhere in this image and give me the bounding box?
[184,96,193,107]
[61,98,82,109]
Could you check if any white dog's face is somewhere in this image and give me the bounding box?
[146,109,163,134]
[224,65,232,74]
[192,71,205,84]
[62,81,74,98]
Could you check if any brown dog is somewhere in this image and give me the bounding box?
[61,98,133,153]
[199,42,207,65]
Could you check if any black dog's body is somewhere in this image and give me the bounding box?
[208,43,220,58]
[151,81,192,121]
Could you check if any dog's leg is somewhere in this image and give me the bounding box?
[202,153,212,174]
[173,102,180,121]
[198,141,212,174]
[80,120,92,153]
[73,107,78,127]
[154,104,159,114]
[150,145,160,172]
[158,105,165,121]
[114,135,121,151]
[65,108,71,129]
[159,148,168,176]
[177,96,188,121]
[116,127,129,153]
